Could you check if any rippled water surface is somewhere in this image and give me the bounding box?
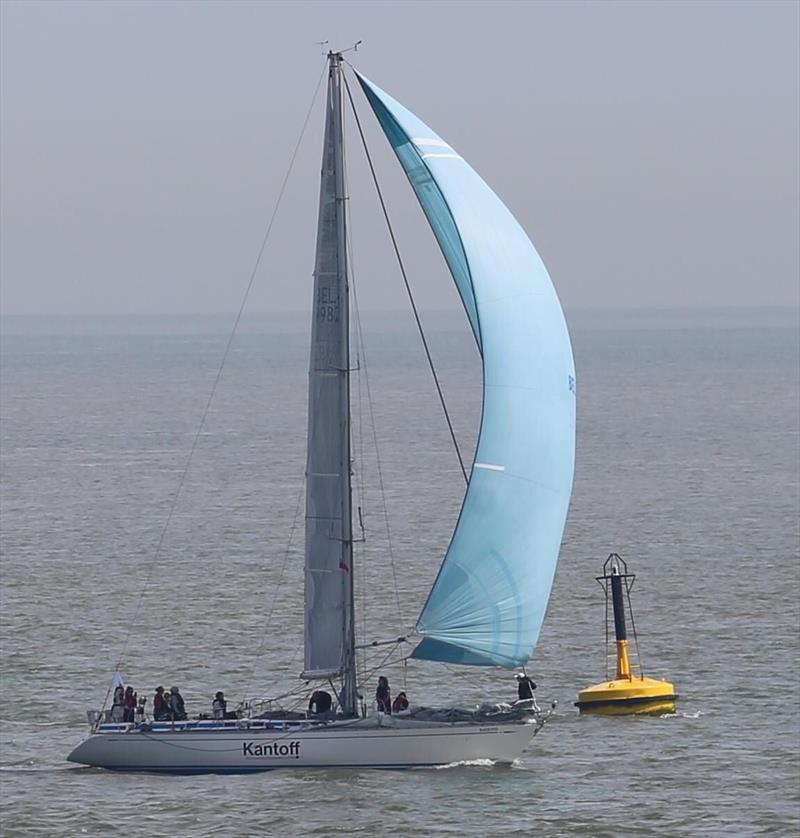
[1,309,798,836]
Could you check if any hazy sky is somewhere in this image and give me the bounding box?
[1,0,798,314]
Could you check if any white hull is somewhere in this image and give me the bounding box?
[68,719,538,773]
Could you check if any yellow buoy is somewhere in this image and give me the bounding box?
[576,554,677,716]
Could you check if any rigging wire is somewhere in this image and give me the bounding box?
[355,342,369,684]
[244,636,307,714]
[239,480,305,704]
[340,109,408,662]
[341,70,469,485]
[101,60,329,712]
[359,642,410,690]
[349,279,407,627]
[348,246,407,630]
[339,117,372,690]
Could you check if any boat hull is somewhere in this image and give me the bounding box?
[67,720,537,773]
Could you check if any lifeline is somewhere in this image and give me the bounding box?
[242,740,301,758]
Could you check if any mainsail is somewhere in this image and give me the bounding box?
[357,73,576,668]
[303,55,356,703]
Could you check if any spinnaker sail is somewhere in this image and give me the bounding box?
[357,72,576,668]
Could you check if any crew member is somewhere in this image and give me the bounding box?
[392,691,409,713]
[212,691,227,720]
[153,686,169,721]
[122,686,137,723]
[308,690,333,715]
[515,673,537,702]
[375,676,392,714]
[169,686,187,721]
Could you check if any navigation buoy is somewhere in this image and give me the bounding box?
[576,554,677,715]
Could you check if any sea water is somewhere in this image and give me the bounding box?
[1,308,798,835]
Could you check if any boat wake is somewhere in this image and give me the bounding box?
[431,758,497,770]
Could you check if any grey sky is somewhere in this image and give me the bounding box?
[1,0,797,315]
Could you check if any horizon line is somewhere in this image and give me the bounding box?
[1,303,797,319]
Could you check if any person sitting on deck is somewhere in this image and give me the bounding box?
[153,686,169,721]
[307,690,333,716]
[168,686,187,721]
[392,691,409,713]
[375,676,392,714]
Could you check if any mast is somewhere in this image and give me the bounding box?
[303,51,357,716]
[332,51,357,717]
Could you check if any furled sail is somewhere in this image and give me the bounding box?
[303,59,354,680]
[357,72,576,668]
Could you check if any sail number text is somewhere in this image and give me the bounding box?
[317,288,340,323]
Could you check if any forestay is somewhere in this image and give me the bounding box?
[357,72,576,668]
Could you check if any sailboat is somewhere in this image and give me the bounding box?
[67,51,575,773]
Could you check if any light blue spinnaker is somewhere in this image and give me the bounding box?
[357,72,576,668]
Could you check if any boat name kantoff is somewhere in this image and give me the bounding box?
[242,740,301,759]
